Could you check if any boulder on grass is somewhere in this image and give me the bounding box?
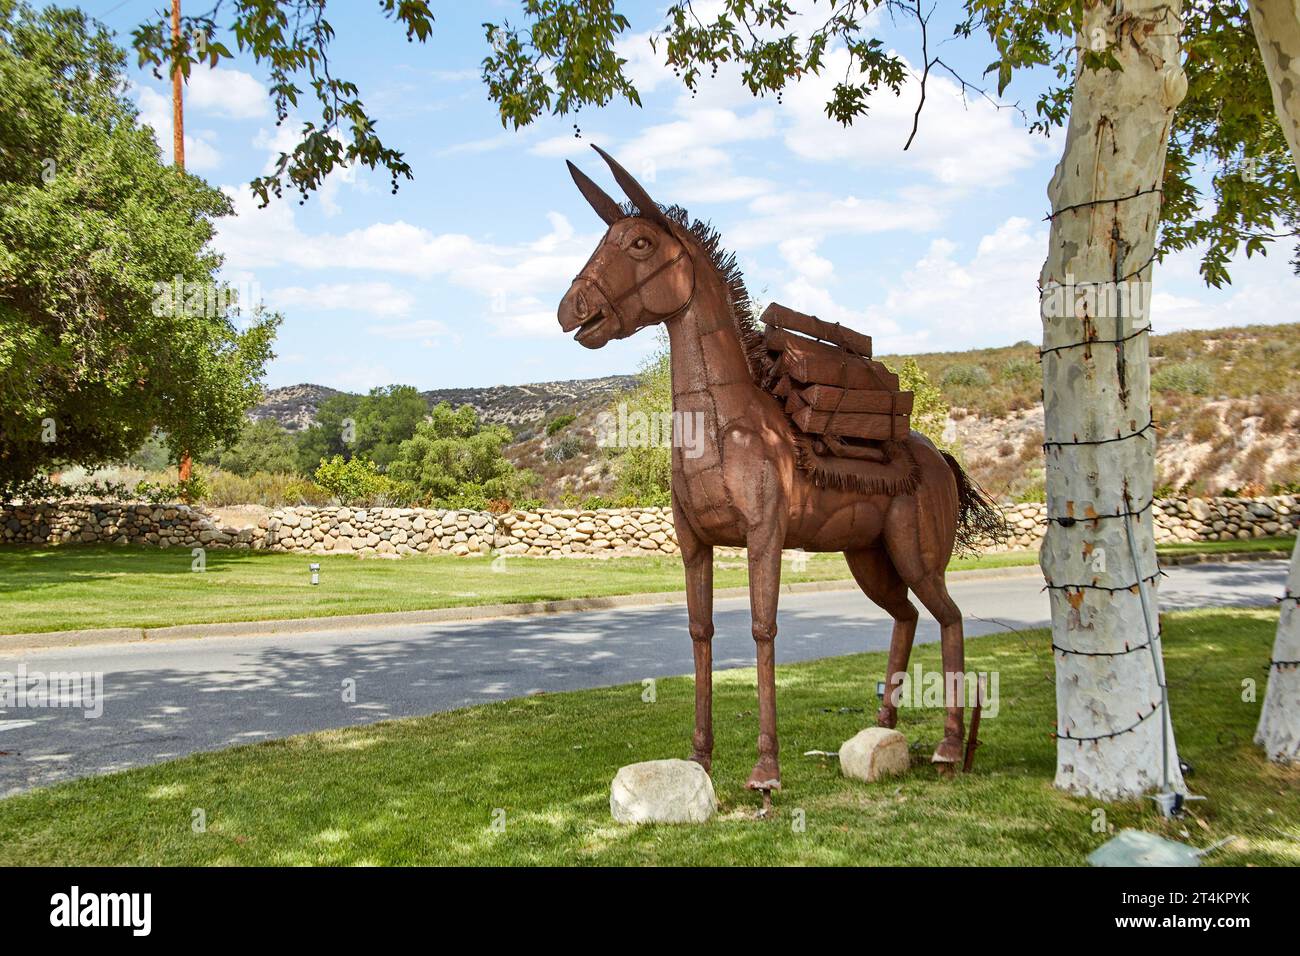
[840,727,911,782]
[610,759,717,824]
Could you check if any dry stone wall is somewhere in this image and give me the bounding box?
[2,496,1296,557]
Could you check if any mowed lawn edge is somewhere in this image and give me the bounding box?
[0,608,1294,866]
[0,537,1292,635]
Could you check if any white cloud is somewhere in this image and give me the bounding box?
[788,217,1300,357]
[781,49,1047,189]
[368,318,454,348]
[134,86,221,171]
[732,190,944,248]
[1149,243,1300,332]
[779,237,835,281]
[323,360,399,392]
[213,191,599,339]
[530,132,617,158]
[188,68,269,119]
[268,282,416,317]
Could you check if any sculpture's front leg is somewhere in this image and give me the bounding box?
[676,506,715,773]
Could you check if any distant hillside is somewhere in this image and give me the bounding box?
[249,383,342,432]
[422,376,637,429]
[879,322,1300,499]
[252,376,637,434]
[252,322,1300,502]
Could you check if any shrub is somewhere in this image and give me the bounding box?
[890,357,951,449]
[388,402,536,503]
[1190,413,1220,444]
[545,413,577,436]
[544,434,584,463]
[202,470,333,507]
[1151,361,1214,395]
[314,455,420,507]
[1000,357,1039,384]
[941,364,992,389]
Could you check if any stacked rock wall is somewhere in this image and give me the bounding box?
[2,496,1296,557]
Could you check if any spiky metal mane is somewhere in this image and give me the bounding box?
[623,202,775,387]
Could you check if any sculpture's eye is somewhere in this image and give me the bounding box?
[632,236,652,251]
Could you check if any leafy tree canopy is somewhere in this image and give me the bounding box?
[388,402,536,505]
[206,417,299,476]
[0,0,278,489]
[141,0,1297,284]
[292,384,428,474]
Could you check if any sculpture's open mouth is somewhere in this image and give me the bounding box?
[574,308,609,344]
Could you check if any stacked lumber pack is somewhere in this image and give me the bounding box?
[762,303,913,455]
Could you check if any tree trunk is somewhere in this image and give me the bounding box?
[1039,0,1186,799]
[1249,0,1300,765]
[1255,538,1300,762]
[1248,0,1300,177]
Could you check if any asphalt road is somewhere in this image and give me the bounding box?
[0,561,1285,796]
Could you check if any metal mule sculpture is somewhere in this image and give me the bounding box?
[558,147,1005,804]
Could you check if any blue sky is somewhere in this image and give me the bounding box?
[88,0,1297,392]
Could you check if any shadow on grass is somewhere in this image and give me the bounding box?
[0,544,278,595]
[0,609,1294,866]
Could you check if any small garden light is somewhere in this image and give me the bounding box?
[875,680,886,701]
[309,562,320,586]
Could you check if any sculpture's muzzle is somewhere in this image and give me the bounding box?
[558,279,618,348]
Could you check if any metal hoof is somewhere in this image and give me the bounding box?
[746,757,781,793]
[931,734,964,765]
[876,706,897,729]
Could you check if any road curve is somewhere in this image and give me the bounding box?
[0,560,1284,796]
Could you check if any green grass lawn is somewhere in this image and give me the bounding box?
[1155,536,1294,556]
[0,608,1294,866]
[0,537,1292,634]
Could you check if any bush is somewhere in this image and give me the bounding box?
[544,434,584,463]
[888,357,951,450]
[314,455,420,507]
[1152,361,1214,395]
[202,470,333,507]
[545,413,577,436]
[207,419,299,476]
[388,402,536,504]
[941,364,992,389]
[1000,357,1038,384]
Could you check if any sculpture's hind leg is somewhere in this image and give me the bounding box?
[844,548,918,729]
[882,498,966,765]
[906,574,966,764]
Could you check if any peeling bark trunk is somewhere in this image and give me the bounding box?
[1249,1,1300,764]
[1248,0,1300,178]
[1255,538,1300,762]
[1040,0,1186,799]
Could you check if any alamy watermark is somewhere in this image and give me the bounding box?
[151,274,262,321]
[1041,275,1151,322]
[887,666,999,718]
[595,404,705,459]
[0,664,104,718]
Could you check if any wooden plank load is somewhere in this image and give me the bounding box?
[761,304,911,445]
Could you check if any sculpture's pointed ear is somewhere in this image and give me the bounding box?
[567,160,623,225]
[592,144,666,225]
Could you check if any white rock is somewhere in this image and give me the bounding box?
[839,728,911,782]
[610,759,717,824]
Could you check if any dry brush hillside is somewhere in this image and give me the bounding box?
[252,323,1299,504]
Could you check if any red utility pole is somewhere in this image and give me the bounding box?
[172,0,194,484]
[171,0,185,171]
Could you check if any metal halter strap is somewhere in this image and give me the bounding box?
[573,227,698,325]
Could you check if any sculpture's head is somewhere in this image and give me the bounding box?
[558,146,695,349]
